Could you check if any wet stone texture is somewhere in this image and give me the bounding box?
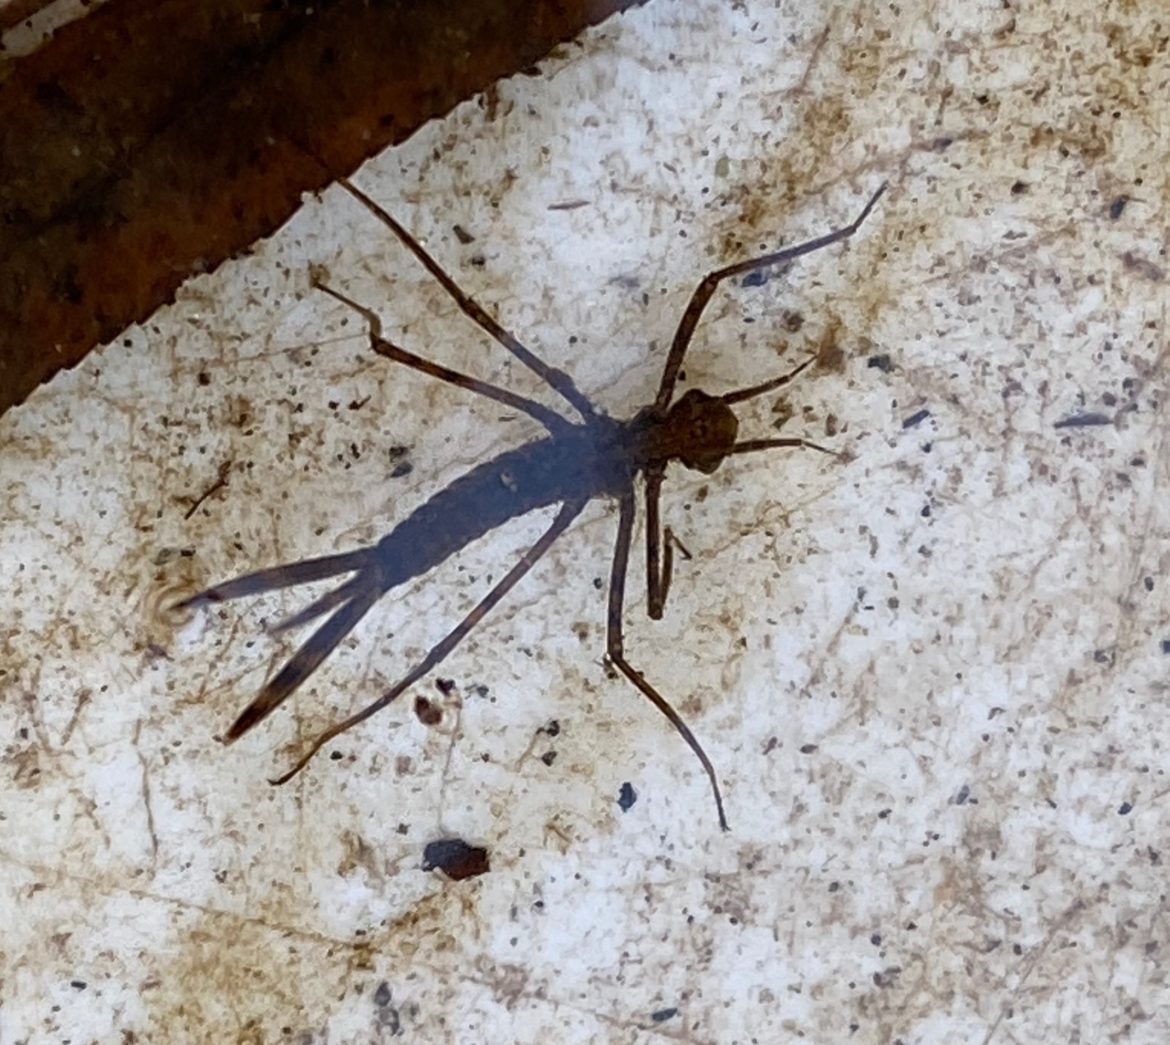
[2,1,1169,1042]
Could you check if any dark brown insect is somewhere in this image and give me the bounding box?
[178,178,886,830]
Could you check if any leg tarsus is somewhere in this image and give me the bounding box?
[720,355,817,406]
[726,437,838,458]
[610,486,729,830]
[654,182,887,411]
[336,178,596,422]
[314,279,571,435]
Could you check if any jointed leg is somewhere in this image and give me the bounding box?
[338,178,596,422]
[643,467,692,621]
[654,182,887,411]
[315,280,571,435]
[267,498,587,786]
[607,486,729,831]
[720,355,817,406]
[725,437,837,458]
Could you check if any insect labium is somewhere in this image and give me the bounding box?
[178,178,887,830]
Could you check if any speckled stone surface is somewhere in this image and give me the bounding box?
[3,2,1167,1042]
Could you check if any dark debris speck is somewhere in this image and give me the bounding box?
[618,781,637,812]
[414,695,443,726]
[1054,411,1111,430]
[422,838,490,880]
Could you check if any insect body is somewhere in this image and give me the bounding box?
[180,178,886,830]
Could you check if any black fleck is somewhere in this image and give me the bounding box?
[618,782,637,812]
[1054,411,1111,429]
[422,838,490,880]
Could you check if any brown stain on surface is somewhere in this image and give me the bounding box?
[0,0,647,416]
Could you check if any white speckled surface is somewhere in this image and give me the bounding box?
[3,1,1169,1042]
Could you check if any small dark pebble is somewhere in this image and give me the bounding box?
[422,838,490,880]
[618,781,637,812]
[374,981,393,1007]
[902,408,931,430]
[414,695,443,726]
[1109,196,1128,220]
[1119,801,1133,815]
[1054,412,1111,429]
[867,353,893,373]
[650,1007,678,1023]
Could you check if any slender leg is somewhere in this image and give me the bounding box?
[607,486,729,831]
[719,355,817,406]
[643,467,693,621]
[649,527,692,621]
[643,467,665,617]
[725,437,837,458]
[315,280,572,436]
[338,178,597,422]
[267,498,587,786]
[654,182,887,411]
